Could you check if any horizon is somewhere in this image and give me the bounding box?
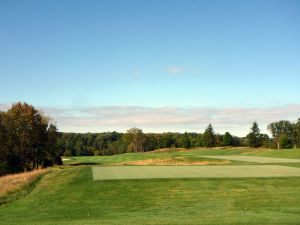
[1,102,299,136]
[1,0,299,136]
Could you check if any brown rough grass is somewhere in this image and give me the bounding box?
[149,147,234,153]
[149,147,274,153]
[115,158,230,166]
[148,148,186,153]
[0,169,47,196]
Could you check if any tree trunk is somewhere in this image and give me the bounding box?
[277,141,280,150]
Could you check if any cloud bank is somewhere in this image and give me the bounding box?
[2,104,299,136]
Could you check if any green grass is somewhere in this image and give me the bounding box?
[1,166,300,225]
[200,155,300,163]
[92,165,300,180]
[64,148,300,165]
[1,148,300,224]
[244,149,300,159]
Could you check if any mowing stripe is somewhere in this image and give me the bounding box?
[92,165,300,180]
[200,155,300,163]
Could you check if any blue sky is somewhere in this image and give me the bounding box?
[0,0,299,135]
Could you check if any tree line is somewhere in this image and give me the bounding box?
[1,102,300,175]
[0,103,62,175]
[59,127,241,156]
[59,120,300,157]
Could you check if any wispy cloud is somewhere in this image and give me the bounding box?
[2,104,298,136]
[166,66,185,74]
[0,104,10,111]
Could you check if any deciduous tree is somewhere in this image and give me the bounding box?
[268,120,293,150]
[0,102,61,175]
[125,128,146,152]
[222,132,233,146]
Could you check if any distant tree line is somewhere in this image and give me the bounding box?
[57,119,300,157]
[58,127,242,157]
[0,103,62,175]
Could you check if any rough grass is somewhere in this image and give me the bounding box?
[0,169,47,205]
[0,170,47,196]
[114,157,230,165]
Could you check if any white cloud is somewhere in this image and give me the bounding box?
[0,104,10,111]
[1,103,299,136]
[166,66,185,74]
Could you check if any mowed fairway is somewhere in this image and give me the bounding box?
[201,155,300,163]
[93,165,300,180]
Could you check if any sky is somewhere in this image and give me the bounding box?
[0,0,299,136]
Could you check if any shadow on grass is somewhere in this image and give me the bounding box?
[67,162,102,166]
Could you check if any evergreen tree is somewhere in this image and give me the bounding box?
[246,122,262,148]
[202,124,215,150]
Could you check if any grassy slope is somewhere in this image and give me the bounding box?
[0,167,299,225]
[1,148,300,225]
[64,148,300,165]
[0,170,48,205]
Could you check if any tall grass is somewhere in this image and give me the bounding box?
[0,169,47,205]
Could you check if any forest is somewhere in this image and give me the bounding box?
[59,119,300,157]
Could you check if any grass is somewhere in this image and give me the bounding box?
[200,155,300,163]
[1,148,300,224]
[0,169,48,205]
[112,157,231,165]
[64,148,300,165]
[1,166,300,224]
[92,165,300,180]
